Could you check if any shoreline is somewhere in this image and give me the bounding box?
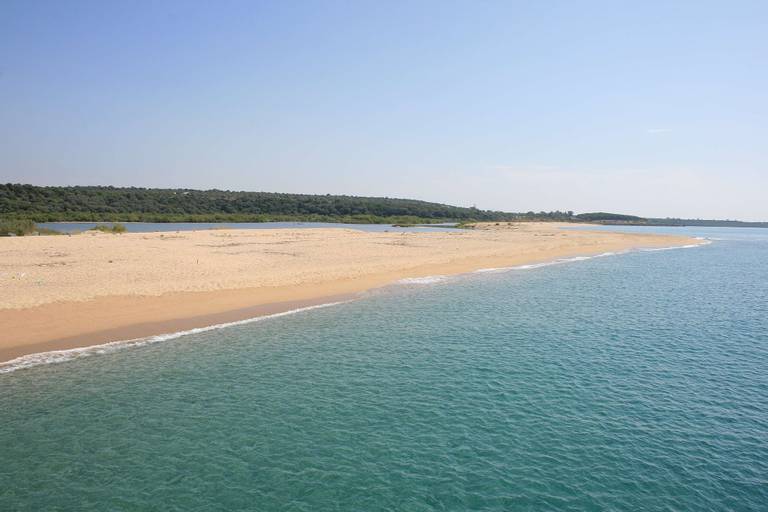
[0,295,354,374]
[0,224,703,368]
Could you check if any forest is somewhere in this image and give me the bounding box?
[0,184,573,224]
[5,184,762,230]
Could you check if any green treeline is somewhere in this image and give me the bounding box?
[0,184,572,224]
[574,212,645,223]
[4,184,763,230]
[646,218,768,228]
[4,185,764,228]
[574,212,768,228]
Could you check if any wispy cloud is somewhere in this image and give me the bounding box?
[646,128,672,134]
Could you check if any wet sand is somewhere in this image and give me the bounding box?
[0,223,699,363]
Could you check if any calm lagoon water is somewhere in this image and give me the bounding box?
[37,221,459,234]
[1,227,766,511]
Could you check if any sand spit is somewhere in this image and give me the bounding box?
[0,223,699,362]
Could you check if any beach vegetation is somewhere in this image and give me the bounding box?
[0,218,36,236]
[35,227,63,235]
[90,223,127,234]
[0,218,62,236]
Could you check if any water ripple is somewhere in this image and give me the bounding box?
[1,228,766,511]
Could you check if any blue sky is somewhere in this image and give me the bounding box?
[2,1,766,219]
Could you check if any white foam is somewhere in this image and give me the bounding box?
[397,275,450,285]
[472,268,504,273]
[473,251,629,274]
[0,301,347,375]
[471,240,709,274]
[640,240,711,252]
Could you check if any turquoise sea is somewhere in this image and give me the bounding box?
[1,227,766,511]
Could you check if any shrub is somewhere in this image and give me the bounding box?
[91,223,127,234]
[0,219,36,236]
[36,227,62,235]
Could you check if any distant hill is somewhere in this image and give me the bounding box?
[575,212,768,228]
[3,185,765,227]
[646,218,768,228]
[574,212,646,223]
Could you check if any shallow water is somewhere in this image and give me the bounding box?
[1,227,766,511]
[37,221,459,234]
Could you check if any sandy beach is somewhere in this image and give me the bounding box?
[0,223,698,362]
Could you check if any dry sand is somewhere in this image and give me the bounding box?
[0,223,699,362]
